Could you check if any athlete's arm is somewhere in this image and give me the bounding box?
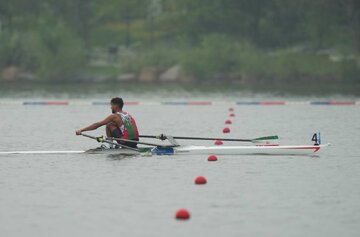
[75,115,115,135]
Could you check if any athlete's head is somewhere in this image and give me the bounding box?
[111,97,124,113]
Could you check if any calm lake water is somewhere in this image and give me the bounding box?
[0,90,359,236]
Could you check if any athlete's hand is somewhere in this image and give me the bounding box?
[75,130,82,135]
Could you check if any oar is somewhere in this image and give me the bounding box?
[108,137,178,147]
[139,134,279,144]
[81,133,140,152]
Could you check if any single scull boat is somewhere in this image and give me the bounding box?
[0,133,329,156]
[85,144,329,156]
[83,132,329,156]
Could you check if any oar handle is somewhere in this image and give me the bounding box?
[108,137,177,147]
[81,133,140,152]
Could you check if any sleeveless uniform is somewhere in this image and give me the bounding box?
[113,111,139,148]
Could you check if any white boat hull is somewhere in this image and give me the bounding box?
[87,143,330,156]
[173,144,329,155]
[0,144,329,156]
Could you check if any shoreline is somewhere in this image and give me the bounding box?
[0,80,359,97]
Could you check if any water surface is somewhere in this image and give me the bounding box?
[0,100,359,237]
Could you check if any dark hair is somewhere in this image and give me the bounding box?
[111,97,124,109]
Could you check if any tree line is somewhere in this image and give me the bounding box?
[0,0,359,82]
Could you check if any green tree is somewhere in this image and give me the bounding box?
[339,0,360,67]
[95,0,148,46]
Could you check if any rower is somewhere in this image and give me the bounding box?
[75,97,139,148]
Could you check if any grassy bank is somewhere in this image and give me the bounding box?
[82,35,359,85]
[3,30,358,85]
[1,79,359,97]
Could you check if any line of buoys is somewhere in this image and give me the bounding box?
[175,107,235,221]
[2,100,357,106]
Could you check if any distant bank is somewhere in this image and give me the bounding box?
[0,80,359,97]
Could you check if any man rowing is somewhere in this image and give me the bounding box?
[75,97,139,148]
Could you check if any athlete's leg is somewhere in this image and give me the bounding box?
[106,123,118,137]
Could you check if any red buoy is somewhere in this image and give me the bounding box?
[214,140,223,145]
[225,119,232,124]
[223,127,230,133]
[194,176,207,185]
[208,155,218,161]
[175,209,190,220]
[229,113,235,117]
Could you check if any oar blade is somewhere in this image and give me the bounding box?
[251,135,279,145]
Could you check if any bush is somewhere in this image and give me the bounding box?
[0,20,86,81]
[180,34,346,82]
[181,34,256,80]
[128,44,182,74]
